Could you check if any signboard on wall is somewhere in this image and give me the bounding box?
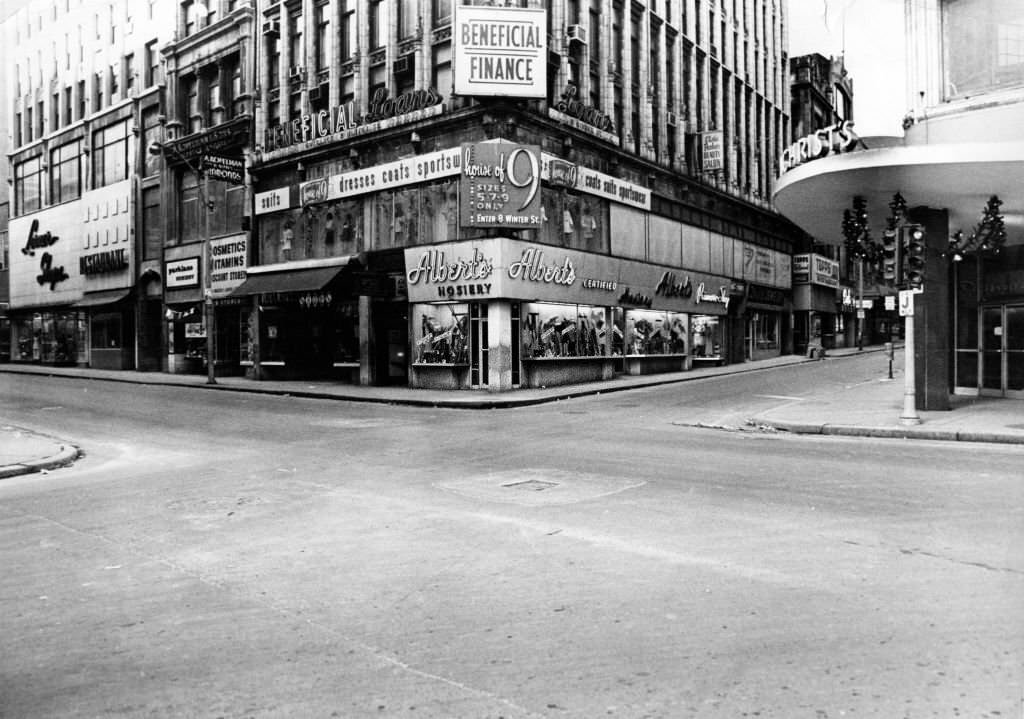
[701,131,724,171]
[793,254,811,284]
[459,142,542,229]
[208,236,247,297]
[404,238,733,315]
[810,254,839,288]
[165,257,201,289]
[7,180,133,308]
[453,5,547,98]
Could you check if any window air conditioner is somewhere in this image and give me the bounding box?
[666,111,678,127]
[393,54,414,75]
[262,20,280,37]
[289,65,305,81]
[566,24,587,45]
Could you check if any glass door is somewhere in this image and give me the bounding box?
[1006,305,1024,398]
[470,302,488,388]
[981,305,1024,397]
[981,306,1003,395]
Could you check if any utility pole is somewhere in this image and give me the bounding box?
[203,168,216,385]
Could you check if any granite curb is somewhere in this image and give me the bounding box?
[757,420,1024,444]
[0,442,82,479]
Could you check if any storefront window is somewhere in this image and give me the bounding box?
[692,315,724,359]
[371,179,459,250]
[622,309,688,355]
[260,200,362,264]
[12,312,85,364]
[531,187,609,254]
[333,301,359,364]
[412,302,469,364]
[90,313,122,349]
[753,311,779,350]
[521,302,608,358]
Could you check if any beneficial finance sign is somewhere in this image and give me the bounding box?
[454,5,546,98]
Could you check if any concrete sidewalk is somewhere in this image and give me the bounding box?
[2,344,1022,478]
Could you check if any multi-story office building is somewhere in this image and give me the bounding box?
[226,0,796,390]
[4,0,175,369]
[775,0,1024,404]
[153,1,256,375]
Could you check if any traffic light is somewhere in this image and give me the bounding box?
[881,228,899,282]
[903,224,926,289]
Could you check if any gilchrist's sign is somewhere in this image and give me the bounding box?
[460,142,542,229]
[454,5,547,98]
[780,120,860,175]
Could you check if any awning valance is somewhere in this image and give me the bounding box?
[72,289,131,308]
[229,261,353,298]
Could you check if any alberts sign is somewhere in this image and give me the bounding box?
[454,5,546,98]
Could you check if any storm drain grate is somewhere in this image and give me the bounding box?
[503,479,559,492]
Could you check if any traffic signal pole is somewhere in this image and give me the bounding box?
[900,307,921,425]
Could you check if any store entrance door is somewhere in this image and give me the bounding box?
[373,302,408,386]
[981,305,1024,398]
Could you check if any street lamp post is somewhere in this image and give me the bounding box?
[149,141,217,385]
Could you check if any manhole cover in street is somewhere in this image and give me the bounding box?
[503,479,558,491]
[436,469,645,506]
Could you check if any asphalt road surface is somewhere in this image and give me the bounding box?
[1,354,1022,718]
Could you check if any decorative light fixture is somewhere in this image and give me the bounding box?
[946,195,1007,262]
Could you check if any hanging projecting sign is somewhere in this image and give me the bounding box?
[208,235,247,297]
[453,5,547,98]
[202,153,245,185]
[459,141,542,229]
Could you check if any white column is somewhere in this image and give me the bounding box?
[488,300,513,392]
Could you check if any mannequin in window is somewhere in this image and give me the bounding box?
[281,219,294,261]
[581,202,597,247]
[324,210,335,246]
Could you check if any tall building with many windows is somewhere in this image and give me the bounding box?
[4,0,175,369]
[6,0,797,390]
[228,0,796,391]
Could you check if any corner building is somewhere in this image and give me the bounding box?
[775,0,1024,405]
[242,0,797,390]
